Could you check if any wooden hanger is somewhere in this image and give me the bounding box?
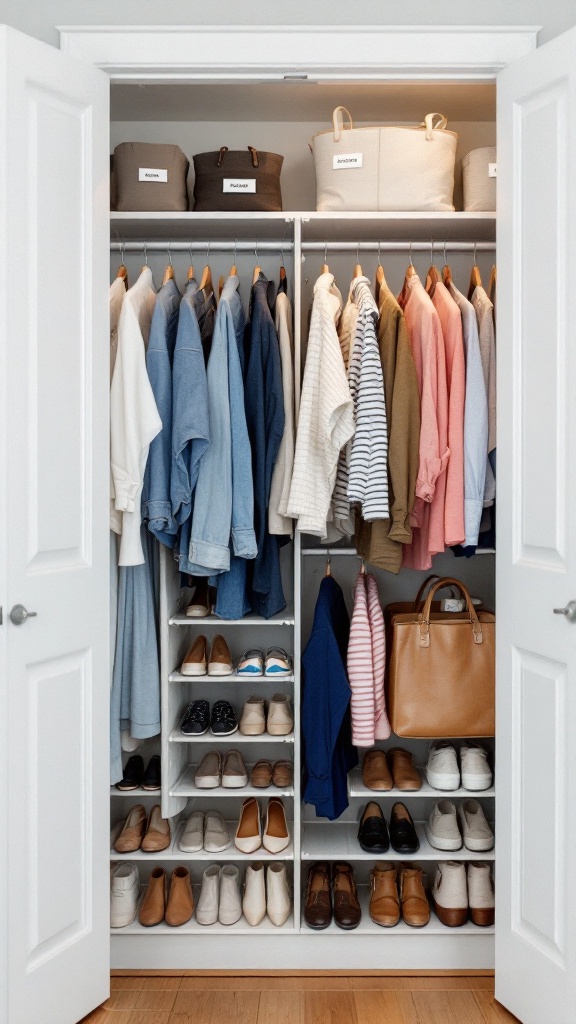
[325,550,332,577]
[199,242,213,292]
[116,263,128,286]
[442,242,453,287]
[353,242,363,279]
[218,274,225,298]
[425,241,440,297]
[488,264,497,303]
[252,243,262,286]
[375,242,387,303]
[360,557,366,575]
[187,245,195,281]
[230,240,238,278]
[162,245,175,286]
[468,243,482,300]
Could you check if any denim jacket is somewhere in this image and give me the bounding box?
[142,278,181,547]
[187,275,257,573]
[170,285,210,545]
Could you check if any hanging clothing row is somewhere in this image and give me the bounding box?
[288,249,496,573]
[108,248,295,782]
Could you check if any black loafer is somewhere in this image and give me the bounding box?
[357,801,390,853]
[142,755,161,791]
[211,699,238,736]
[389,801,420,854]
[181,699,210,735]
[116,754,144,791]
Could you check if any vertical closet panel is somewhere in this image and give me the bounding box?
[1,25,110,1024]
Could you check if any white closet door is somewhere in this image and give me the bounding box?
[0,25,110,1024]
[496,25,576,1024]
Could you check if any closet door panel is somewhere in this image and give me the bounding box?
[496,24,576,1024]
[0,25,109,1024]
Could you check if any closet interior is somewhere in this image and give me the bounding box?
[109,77,497,969]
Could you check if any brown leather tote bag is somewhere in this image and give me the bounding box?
[386,577,495,738]
[193,146,283,211]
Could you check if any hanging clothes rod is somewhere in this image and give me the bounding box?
[300,241,495,253]
[109,241,294,253]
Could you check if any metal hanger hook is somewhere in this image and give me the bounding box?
[356,241,360,264]
[120,241,126,267]
[143,242,148,266]
[324,241,328,266]
[377,240,382,266]
[473,241,478,266]
[409,240,414,267]
[206,240,211,262]
[167,242,173,267]
[430,238,435,266]
[189,244,193,264]
[443,241,448,267]
[280,242,285,268]
[254,242,259,263]
[233,239,237,264]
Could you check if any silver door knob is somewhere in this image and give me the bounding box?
[9,604,37,626]
[553,600,576,623]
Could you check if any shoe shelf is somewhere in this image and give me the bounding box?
[301,822,495,862]
[168,671,295,684]
[347,768,495,799]
[110,820,294,862]
[300,885,494,936]
[169,764,294,799]
[110,786,161,798]
[169,606,295,627]
[168,728,295,744]
[112,886,296,934]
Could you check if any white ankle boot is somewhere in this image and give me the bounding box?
[467,862,495,927]
[243,862,266,926]
[219,865,242,925]
[266,863,291,926]
[432,861,468,927]
[196,864,220,925]
[110,863,140,928]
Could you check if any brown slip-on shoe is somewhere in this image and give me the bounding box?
[369,863,400,927]
[139,867,166,927]
[186,579,210,617]
[180,635,208,676]
[141,805,171,853]
[165,867,194,926]
[389,748,422,791]
[208,634,234,676]
[272,760,293,788]
[333,862,362,930]
[362,749,393,791]
[263,797,289,854]
[399,865,430,927]
[303,862,332,930]
[114,804,147,853]
[251,759,273,788]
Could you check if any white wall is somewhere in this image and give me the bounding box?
[1,0,575,48]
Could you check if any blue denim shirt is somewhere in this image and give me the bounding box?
[187,275,257,573]
[245,276,286,618]
[142,278,181,547]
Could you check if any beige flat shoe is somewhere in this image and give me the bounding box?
[180,635,207,676]
[113,804,147,853]
[222,749,248,788]
[208,634,234,676]
[263,797,289,854]
[235,797,262,854]
[141,805,171,852]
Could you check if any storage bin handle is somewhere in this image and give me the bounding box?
[422,113,449,140]
[333,106,354,142]
[217,146,260,168]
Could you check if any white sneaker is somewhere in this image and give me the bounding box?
[204,809,230,853]
[458,799,494,852]
[426,743,460,791]
[179,810,204,853]
[219,865,242,925]
[432,861,468,927]
[196,865,220,925]
[243,862,266,926]
[467,862,495,927]
[266,863,291,927]
[110,863,140,928]
[460,744,493,791]
[425,800,462,851]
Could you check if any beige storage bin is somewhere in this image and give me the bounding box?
[113,142,189,212]
[463,147,497,211]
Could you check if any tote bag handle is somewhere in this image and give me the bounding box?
[422,112,449,140]
[332,106,354,142]
[419,577,483,647]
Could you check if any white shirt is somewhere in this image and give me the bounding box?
[269,291,295,536]
[110,267,161,566]
[287,273,353,538]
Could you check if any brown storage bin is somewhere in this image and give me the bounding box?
[113,142,189,212]
[193,146,283,212]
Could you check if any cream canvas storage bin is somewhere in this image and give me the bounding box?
[311,108,458,212]
[463,146,497,211]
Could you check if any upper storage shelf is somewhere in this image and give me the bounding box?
[110,211,496,242]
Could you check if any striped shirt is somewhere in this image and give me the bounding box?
[331,289,359,535]
[346,278,389,521]
[347,571,391,747]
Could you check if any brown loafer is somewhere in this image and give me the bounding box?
[362,749,393,791]
[113,804,147,853]
[251,759,273,788]
[369,863,400,927]
[303,862,332,930]
[272,760,293,788]
[333,862,362,930]
[388,748,422,791]
[165,867,194,927]
[141,805,171,852]
[400,865,430,927]
[139,867,166,927]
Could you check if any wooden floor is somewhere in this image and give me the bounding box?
[80,974,520,1024]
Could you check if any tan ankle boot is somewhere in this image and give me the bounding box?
[139,867,166,927]
[399,865,430,927]
[165,867,194,926]
[369,863,400,927]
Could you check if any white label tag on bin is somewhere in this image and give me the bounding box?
[488,163,497,178]
[223,178,256,193]
[138,167,168,182]
[333,152,363,170]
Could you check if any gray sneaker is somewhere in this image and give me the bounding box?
[425,799,462,851]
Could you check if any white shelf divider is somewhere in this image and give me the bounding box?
[169,728,294,745]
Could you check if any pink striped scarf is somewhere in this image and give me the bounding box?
[347,571,391,746]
